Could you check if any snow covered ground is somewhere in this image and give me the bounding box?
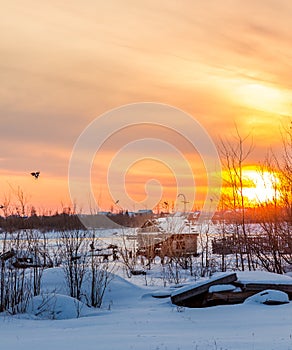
[1,267,292,350]
[0,219,291,349]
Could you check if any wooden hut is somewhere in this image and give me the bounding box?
[136,220,198,259]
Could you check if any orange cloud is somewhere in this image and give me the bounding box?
[0,1,292,211]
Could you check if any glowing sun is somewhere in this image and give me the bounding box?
[241,169,279,204]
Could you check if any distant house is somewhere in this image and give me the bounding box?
[97,211,111,215]
[136,219,198,259]
[136,209,153,216]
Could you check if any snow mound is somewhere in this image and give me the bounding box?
[40,267,68,295]
[209,284,236,293]
[151,289,172,298]
[40,267,145,310]
[25,294,93,320]
[244,290,289,305]
[103,274,145,307]
[236,271,292,285]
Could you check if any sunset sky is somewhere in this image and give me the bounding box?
[1,0,292,214]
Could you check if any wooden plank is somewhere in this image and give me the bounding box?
[0,250,15,261]
[234,282,292,298]
[205,291,255,306]
[171,272,237,305]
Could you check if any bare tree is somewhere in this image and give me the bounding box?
[58,229,88,300]
[0,228,35,313]
[219,127,254,271]
[119,229,140,277]
[9,185,30,217]
[86,233,115,307]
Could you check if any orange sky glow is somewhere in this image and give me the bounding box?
[1,1,292,214]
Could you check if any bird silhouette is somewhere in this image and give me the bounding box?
[31,171,40,179]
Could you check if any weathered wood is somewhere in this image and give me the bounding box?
[0,250,15,261]
[12,261,41,269]
[205,290,255,306]
[137,231,199,259]
[130,269,146,276]
[234,282,292,299]
[171,273,237,306]
[263,299,289,305]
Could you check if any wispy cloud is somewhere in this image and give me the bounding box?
[0,0,292,209]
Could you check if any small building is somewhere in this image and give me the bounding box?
[136,220,198,259]
[136,209,153,216]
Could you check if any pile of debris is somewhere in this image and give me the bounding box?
[154,271,292,308]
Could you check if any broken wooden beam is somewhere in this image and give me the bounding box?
[234,282,292,299]
[205,290,255,306]
[0,250,15,261]
[171,272,237,306]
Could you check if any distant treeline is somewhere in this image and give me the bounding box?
[0,212,153,232]
[211,206,292,224]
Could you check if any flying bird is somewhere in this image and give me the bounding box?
[31,171,40,179]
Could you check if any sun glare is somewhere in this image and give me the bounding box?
[235,83,289,114]
[241,169,279,204]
